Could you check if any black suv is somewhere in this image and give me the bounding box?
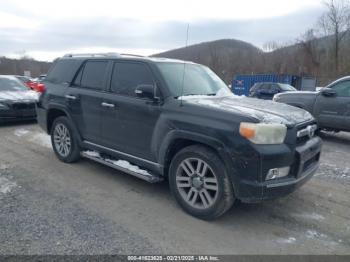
[37,53,322,219]
[249,82,296,100]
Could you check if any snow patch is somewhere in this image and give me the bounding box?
[292,212,325,221]
[0,176,17,194]
[13,129,52,148]
[278,237,296,244]
[83,151,152,176]
[84,150,101,158]
[14,128,30,137]
[29,133,52,148]
[306,230,327,240]
[316,163,350,180]
[0,163,9,170]
[105,159,152,176]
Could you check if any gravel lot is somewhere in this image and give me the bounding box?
[0,122,349,255]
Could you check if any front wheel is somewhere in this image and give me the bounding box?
[51,116,81,163]
[169,145,235,220]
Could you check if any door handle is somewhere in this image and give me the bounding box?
[101,102,115,108]
[65,95,77,100]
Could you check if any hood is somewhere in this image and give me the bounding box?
[276,91,318,96]
[0,90,39,102]
[181,94,314,126]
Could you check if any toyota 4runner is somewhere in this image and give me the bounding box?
[37,53,322,219]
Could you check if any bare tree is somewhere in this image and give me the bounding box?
[318,0,350,73]
[297,29,322,75]
[208,43,220,75]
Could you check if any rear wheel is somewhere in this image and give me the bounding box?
[51,116,81,163]
[169,145,235,220]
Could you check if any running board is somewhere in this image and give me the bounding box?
[81,151,163,183]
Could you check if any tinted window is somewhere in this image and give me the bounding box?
[260,84,271,91]
[81,61,108,90]
[332,81,350,97]
[111,62,154,97]
[73,66,83,86]
[46,59,82,84]
[250,83,261,92]
[270,84,280,92]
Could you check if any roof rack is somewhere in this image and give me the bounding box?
[119,53,145,58]
[63,52,121,58]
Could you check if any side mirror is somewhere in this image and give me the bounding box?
[321,88,337,97]
[135,84,157,100]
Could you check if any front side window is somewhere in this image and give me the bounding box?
[332,81,350,97]
[156,62,230,97]
[80,61,108,90]
[111,62,154,97]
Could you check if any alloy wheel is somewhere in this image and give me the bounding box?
[176,158,219,209]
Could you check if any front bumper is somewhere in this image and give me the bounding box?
[0,109,36,123]
[236,137,322,203]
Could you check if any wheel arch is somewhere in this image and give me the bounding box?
[159,131,235,185]
[46,105,82,144]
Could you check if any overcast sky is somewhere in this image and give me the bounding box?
[0,0,325,61]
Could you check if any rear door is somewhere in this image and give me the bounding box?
[314,80,350,131]
[65,60,111,144]
[101,61,162,161]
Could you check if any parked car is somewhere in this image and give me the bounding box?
[14,75,36,89]
[273,76,350,132]
[249,82,297,100]
[0,75,38,123]
[38,74,46,81]
[37,53,322,219]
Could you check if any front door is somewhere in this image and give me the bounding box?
[101,61,162,161]
[314,80,350,131]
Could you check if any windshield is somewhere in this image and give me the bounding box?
[0,77,28,92]
[156,62,230,97]
[279,83,296,91]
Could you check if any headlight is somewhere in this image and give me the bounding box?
[272,95,280,102]
[239,122,287,144]
[0,102,9,110]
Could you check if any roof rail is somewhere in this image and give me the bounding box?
[63,52,121,58]
[120,53,145,58]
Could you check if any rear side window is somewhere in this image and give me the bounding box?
[46,59,82,84]
[80,61,108,90]
[110,62,154,97]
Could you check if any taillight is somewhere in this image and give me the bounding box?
[35,83,46,93]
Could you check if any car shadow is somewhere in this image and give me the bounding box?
[0,119,37,128]
[319,131,350,145]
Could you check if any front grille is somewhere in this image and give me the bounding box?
[296,121,317,145]
[12,102,35,110]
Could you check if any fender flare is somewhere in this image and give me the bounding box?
[47,104,83,144]
[158,130,237,190]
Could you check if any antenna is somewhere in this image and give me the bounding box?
[180,23,190,107]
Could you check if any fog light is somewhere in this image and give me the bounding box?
[266,167,290,180]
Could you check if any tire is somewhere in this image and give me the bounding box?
[169,145,235,220]
[51,116,81,163]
